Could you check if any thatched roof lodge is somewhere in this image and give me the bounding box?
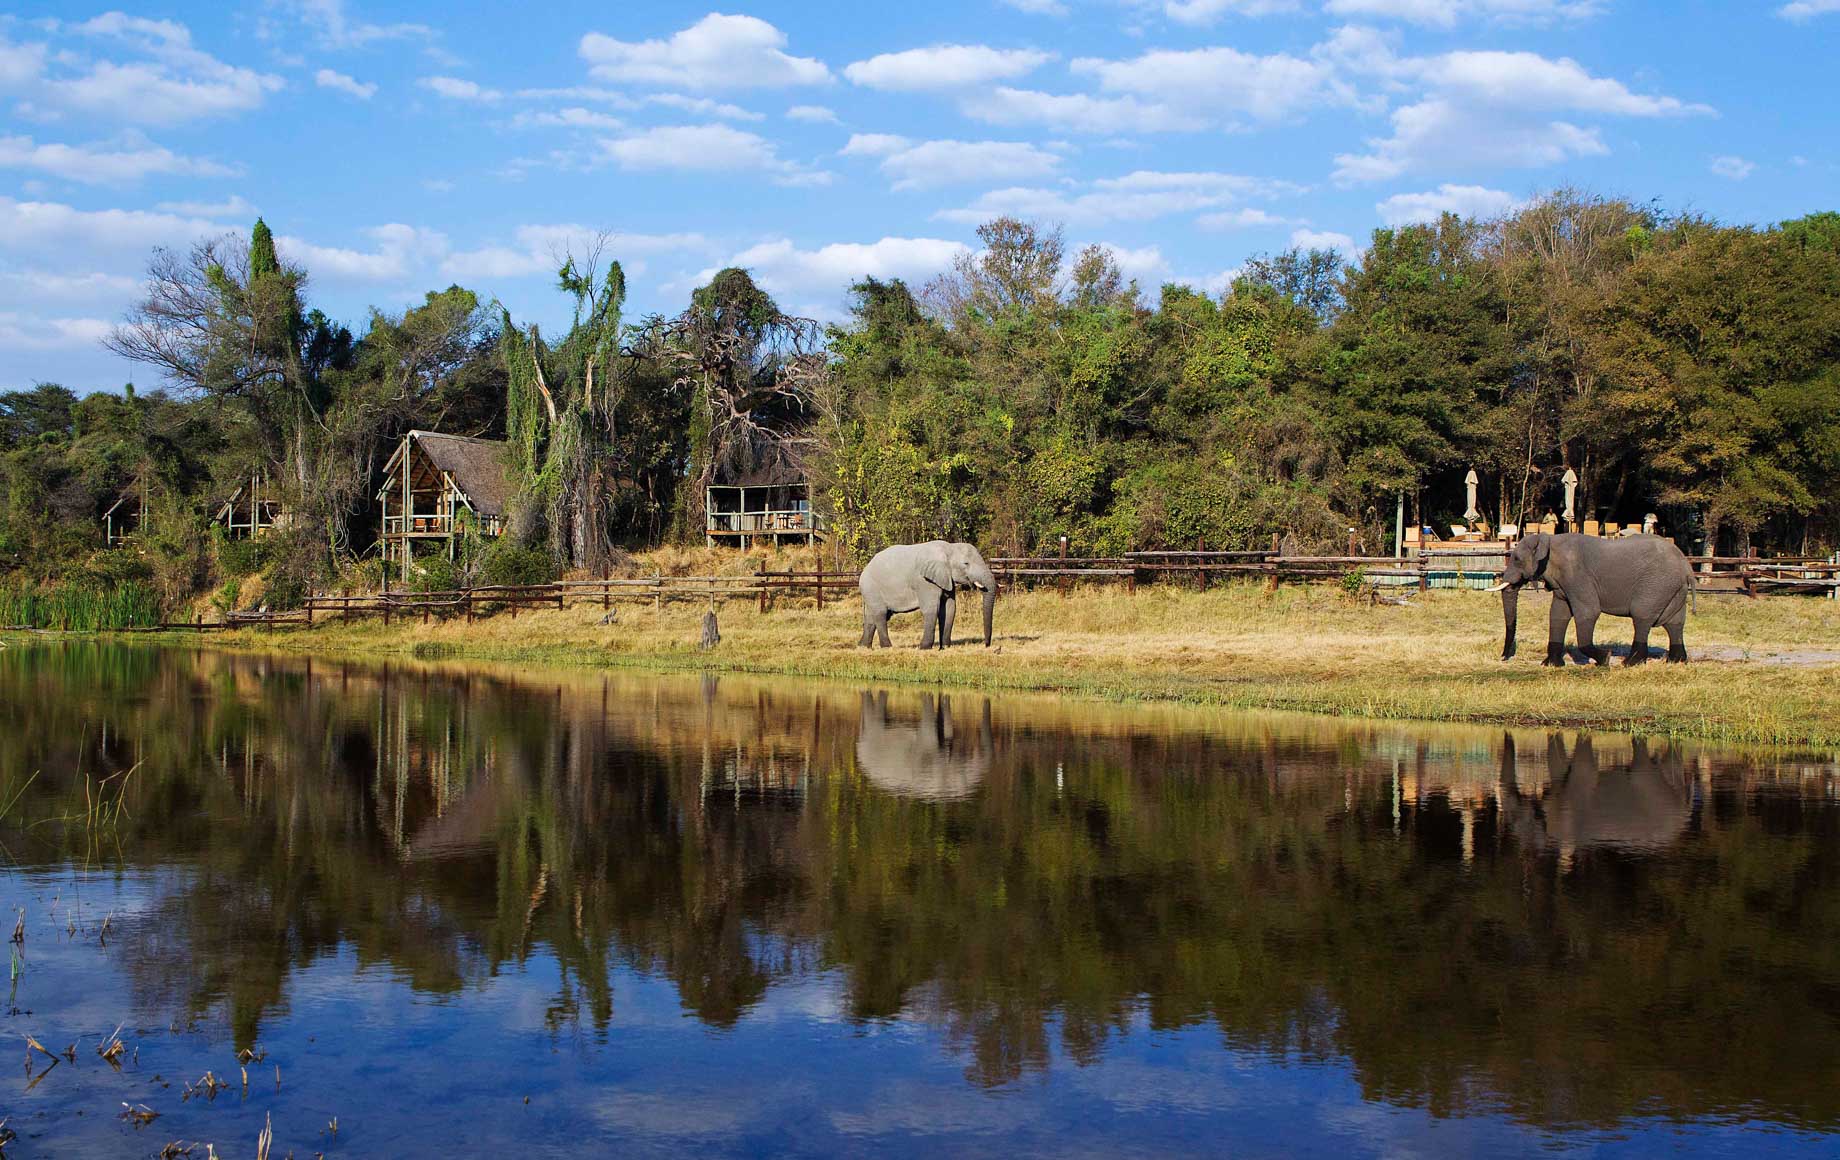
[378,430,511,575]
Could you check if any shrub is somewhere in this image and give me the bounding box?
[479,541,558,587]
[214,532,268,579]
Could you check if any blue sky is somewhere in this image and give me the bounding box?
[2,0,1837,391]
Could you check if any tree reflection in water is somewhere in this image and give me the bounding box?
[2,642,1838,1132]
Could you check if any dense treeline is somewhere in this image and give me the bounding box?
[821,195,1840,559]
[1,190,1836,613]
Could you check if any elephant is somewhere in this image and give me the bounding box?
[858,540,997,649]
[855,691,992,801]
[1490,533,1692,667]
[1497,734,1693,861]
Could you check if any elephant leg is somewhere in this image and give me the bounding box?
[1544,594,1572,667]
[860,601,881,648]
[1625,617,1653,666]
[877,607,893,649]
[1664,616,1688,664]
[1573,607,1608,666]
[918,600,938,649]
[941,594,957,649]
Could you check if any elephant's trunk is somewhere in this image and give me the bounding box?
[1500,585,1519,660]
[981,585,996,648]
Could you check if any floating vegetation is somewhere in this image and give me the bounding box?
[255,1112,273,1160]
[97,1025,126,1069]
[121,1102,161,1127]
[182,1070,229,1101]
[412,640,459,660]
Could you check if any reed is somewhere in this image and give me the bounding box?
[0,581,162,631]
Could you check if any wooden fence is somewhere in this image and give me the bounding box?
[195,547,1838,630]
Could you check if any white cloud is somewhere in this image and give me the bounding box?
[442,225,710,281]
[1324,0,1601,26]
[1196,207,1297,229]
[936,170,1295,226]
[0,133,235,184]
[0,37,47,87]
[1070,46,1353,125]
[839,133,913,157]
[276,223,449,282]
[315,68,376,100]
[962,87,1209,134]
[0,270,139,302]
[21,15,286,127]
[1375,183,1519,224]
[645,93,764,121]
[1709,155,1755,180]
[1780,0,1840,18]
[1332,52,1707,183]
[600,124,829,186]
[1421,52,1710,116]
[0,312,115,351]
[0,198,233,266]
[702,236,970,300]
[1291,228,1357,251]
[155,195,255,218]
[289,0,436,49]
[787,104,839,124]
[1000,0,1069,13]
[419,76,501,102]
[1334,99,1605,182]
[511,107,626,131]
[844,138,1063,191]
[1083,242,1170,284]
[579,14,830,91]
[843,45,1052,92]
[1165,0,1302,24]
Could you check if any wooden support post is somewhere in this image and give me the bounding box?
[1060,535,1070,598]
[1267,532,1281,593]
[815,565,824,610]
[1418,554,1429,593]
[601,569,610,611]
[1348,527,1359,558]
[758,559,769,614]
[466,592,474,624]
[1196,535,1207,591]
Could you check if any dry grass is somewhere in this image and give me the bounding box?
[186,579,1840,750]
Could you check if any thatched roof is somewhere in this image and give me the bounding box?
[406,430,513,517]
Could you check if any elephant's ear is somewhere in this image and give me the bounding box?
[920,558,952,590]
[1532,534,1551,565]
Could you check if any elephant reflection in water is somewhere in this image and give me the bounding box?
[1499,733,1694,866]
[855,691,993,801]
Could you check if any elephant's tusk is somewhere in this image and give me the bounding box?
[1485,581,1511,592]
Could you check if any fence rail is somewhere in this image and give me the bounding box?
[194,546,1838,630]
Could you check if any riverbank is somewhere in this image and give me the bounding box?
[113,581,1840,750]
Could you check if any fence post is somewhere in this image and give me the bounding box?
[1418,553,1429,593]
[816,564,824,611]
[1060,535,1071,598]
[305,601,313,627]
[759,559,769,614]
[602,568,610,611]
[1347,527,1359,559]
[1196,534,1207,591]
[466,591,474,624]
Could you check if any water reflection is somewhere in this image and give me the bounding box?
[2,642,1839,1149]
[855,691,992,801]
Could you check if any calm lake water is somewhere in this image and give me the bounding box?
[2,643,1838,1157]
